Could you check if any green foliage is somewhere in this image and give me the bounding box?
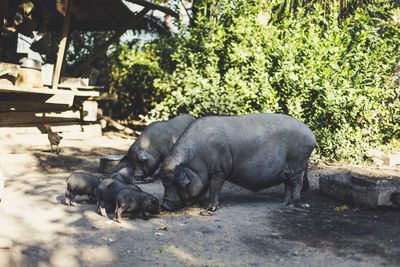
[270,0,370,22]
[109,44,164,119]
[147,0,400,162]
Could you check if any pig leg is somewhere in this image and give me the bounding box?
[290,168,305,206]
[283,167,304,206]
[65,191,76,206]
[114,199,125,223]
[207,174,225,211]
[281,166,303,206]
[290,181,302,206]
[98,201,108,217]
[114,206,124,223]
[282,182,291,205]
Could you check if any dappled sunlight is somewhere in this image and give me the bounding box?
[139,135,151,149]
[83,209,140,231]
[0,238,118,267]
[1,134,399,266]
[79,245,117,265]
[164,245,199,265]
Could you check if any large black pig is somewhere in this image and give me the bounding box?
[160,113,316,212]
[120,114,195,182]
[65,172,101,206]
[96,179,142,217]
[113,189,159,223]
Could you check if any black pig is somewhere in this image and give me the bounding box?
[96,179,142,217]
[121,114,196,182]
[65,172,101,206]
[161,113,316,212]
[114,189,159,223]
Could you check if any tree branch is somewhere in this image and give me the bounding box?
[125,0,179,18]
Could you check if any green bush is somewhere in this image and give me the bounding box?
[147,1,400,162]
[109,44,164,119]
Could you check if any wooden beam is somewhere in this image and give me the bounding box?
[89,0,119,29]
[0,110,80,126]
[0,84,99,97]
[100,115,135,135]
[52,0,74,89]
[72,7,150,77]
[0,100,70,112]
[126,0,179,18]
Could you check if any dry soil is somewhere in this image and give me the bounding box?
[0,132,399,266]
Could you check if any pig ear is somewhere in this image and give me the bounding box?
[137,150,149,162]
[175,165,190,188]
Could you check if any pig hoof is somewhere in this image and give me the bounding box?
[282,201,294,208]
[291,199,301,208]
[207,205,219,212]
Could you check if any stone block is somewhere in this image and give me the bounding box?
[383,154,400,166]
[319,171,400,208]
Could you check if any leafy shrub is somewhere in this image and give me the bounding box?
[109,44,164,119]
[147,1,400,162]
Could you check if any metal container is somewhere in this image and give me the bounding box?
[99,154,124,174]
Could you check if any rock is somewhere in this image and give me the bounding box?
[365,149,385,166]
[319,171,400,208]
[383,154,400,166]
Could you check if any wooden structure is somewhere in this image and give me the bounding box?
[0,0,177,141]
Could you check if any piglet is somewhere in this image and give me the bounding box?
[109,167,134,184]
[114,189,159,223]
[65,172,100,206]
[96,179,142,217]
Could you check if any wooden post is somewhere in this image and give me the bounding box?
[72,7,150,77]
[52,0,74,89]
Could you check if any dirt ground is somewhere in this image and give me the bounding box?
[0,132,399,267]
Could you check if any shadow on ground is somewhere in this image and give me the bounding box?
[270,186,400,265]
